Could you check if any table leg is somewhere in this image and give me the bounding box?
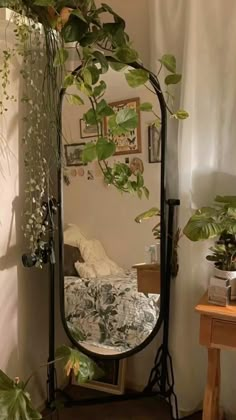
[203,348,220,420]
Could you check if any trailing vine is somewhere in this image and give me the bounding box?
[0,0,188,263]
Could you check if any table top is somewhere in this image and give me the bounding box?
[195,292,236,320]
[132,263,160,270]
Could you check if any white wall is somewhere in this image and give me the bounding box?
[0,13,68,409]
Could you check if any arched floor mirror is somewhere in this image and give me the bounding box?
[58,62,167,360]
[57,60,179,417]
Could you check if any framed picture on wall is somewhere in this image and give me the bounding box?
[64,143,86,167]
[148,125,161,163]
[77,358,126,395]
[80,118,102,139]
[104,97,141,155]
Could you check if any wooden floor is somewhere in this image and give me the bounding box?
[43,386,202,420]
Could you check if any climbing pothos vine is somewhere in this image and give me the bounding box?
[0,0,188,262]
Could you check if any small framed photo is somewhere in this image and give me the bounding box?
[104,97,141,155]
[64,143,86,167]
[148,125,161,163]
[78,359,126,395]
[80,118,102,139]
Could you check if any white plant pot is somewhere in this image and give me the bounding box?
[213,267,236,301]
[214,267,236,281]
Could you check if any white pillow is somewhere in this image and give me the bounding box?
[75,261,112,278]
[79,238,123,275]
[75,262,97,278]
[79,239,107,262]
[64,224,86,247]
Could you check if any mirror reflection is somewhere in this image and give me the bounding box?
[62,67,161,356]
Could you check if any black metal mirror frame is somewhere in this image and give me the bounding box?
[57,61,167,360]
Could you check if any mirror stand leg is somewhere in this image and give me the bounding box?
[144,199,180,419]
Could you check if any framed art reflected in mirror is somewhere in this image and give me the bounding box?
[64,143,86,167]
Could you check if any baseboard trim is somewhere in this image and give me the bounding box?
[125,381,144,393]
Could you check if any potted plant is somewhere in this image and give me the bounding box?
[183,195,236,287]
[135,207,181,276]
[0,345,103,419]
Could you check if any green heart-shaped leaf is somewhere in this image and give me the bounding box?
[93,81,106,98]
[125,69,149,87]
[96,99,114,118]
[173,109,189,120]
[96,137,116,160]
[61,15,88,43]
[159,54,176,73]
[67,94,84,106]
[139,102,153,112]
[108,57,127,72]
[183,207,222,241]
[81,143,97,163]
[116,108,138,131]
[135,207,160,223]
[165,74,182,85]
[56,346,103,384]
[92,51,109,74]
[70,9,87,23]
[115,46,138,64]
[83,109,97,126]
[0,370,42,420]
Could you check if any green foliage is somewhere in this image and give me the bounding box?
[183,196,236,270]
[34,0,55,6]
[96,99,114,118]
[0,345,103,420]
[125,68,149,88]
[115,108,138,131]
[139,102,153,112]
[66,94,84,105]
[0,0,189,251]
[61,15,89,43]
[159,54,176,73]
[135,207,160,223]
[135,207,161,240]
[172,109,189,120]
[115,46,139,63]
[56,345,104,383]
[0,371,41,420]
[96,137,116,160]
[165,74,182,85]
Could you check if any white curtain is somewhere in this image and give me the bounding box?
[150,1,236,418]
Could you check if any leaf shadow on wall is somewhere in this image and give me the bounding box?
[190,170,236,208]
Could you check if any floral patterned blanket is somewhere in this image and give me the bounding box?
[64,270,160,353]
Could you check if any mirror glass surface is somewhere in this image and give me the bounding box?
[62,66,162,356]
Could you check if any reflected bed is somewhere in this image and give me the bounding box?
[65,270,160,353]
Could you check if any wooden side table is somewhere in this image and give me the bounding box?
[132,263,160,294]
[195,293,236,420]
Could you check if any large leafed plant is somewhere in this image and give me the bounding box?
[183,196,236,271]
[0,344,103,419]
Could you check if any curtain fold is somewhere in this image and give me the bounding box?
[149,1,236,417]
